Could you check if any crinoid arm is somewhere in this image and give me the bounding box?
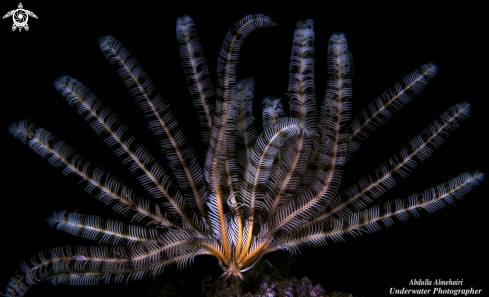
[272,170,484,253]
[348,62,438,158]
[176,15,216,147]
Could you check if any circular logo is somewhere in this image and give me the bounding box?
[13,9,28,27]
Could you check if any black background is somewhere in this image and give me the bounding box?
[1,1,486,296]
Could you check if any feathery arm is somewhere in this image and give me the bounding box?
[272,19,317,210]
[275,171,484,253]
[328,102,471,219]
[48,210,164,246]
[176,15,215,146]
[3,240,202,297]
[264,33,353,237]
[348,63,438,158]
[204,14,276,264]
[54,75,200,231]
[8,120,167,227]
[98,36,209,229]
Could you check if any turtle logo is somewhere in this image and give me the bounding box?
[3,3,38,32]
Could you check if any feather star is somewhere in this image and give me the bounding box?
[2,14,484,297]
